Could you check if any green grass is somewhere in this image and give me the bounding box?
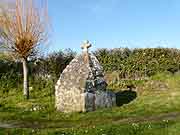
[1,73,180,134]
[0,120,179,135]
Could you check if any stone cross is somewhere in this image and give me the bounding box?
[81,40,92,53]
[81,40,95,110]
[81,40,92,63]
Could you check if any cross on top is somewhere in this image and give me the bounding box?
[81,40,92,53]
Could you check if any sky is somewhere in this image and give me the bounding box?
[47,0,180,53]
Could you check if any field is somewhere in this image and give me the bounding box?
[1,73,180,134]
[0,0,180,134]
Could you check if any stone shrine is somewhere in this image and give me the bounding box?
[55,40,116,112]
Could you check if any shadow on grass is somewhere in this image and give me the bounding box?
[115,90,137,107]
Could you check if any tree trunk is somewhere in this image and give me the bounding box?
[22,58,29,99]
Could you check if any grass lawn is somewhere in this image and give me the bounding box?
[1,73,180,134]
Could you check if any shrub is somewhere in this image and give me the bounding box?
[94,48,180,79]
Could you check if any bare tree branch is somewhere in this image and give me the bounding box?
[0,0,50,59]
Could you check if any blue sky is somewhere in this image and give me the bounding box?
[47,0,180,53]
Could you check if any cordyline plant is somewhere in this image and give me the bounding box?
[0,0,50,99]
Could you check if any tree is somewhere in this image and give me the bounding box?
[47,49,76,81]
[0,0,50,99]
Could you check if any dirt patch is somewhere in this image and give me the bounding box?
[113,112,180,124]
